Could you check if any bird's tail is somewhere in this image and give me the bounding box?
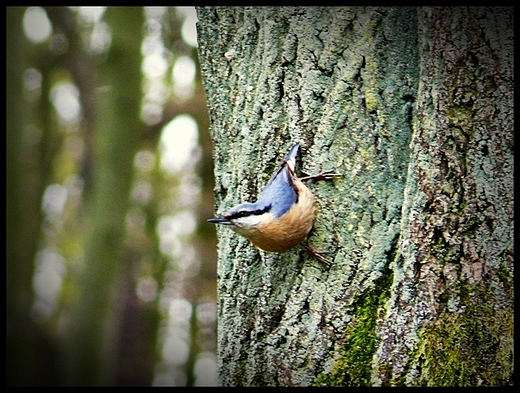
[263,142,300,189]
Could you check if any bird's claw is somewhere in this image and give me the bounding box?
[301,244,334,266]
[299,169,342,182]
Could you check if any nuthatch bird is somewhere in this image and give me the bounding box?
[208,143,341,265]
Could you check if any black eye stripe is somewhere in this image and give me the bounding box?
[227,204,272,220]
[229,211,248,219]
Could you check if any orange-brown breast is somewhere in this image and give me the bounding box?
[245,179,316,252]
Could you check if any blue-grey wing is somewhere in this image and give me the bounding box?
[257,143,300,218]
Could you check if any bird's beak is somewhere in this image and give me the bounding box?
[207,217,233,225]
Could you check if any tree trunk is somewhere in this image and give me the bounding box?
[196,6,513,387]
[66,7,144,385]
[7,7,44,385]
[7,7,63,385]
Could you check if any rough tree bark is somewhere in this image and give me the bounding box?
[196,7,513,387]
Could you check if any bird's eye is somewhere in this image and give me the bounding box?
[232,211,250,219]
[227,204,272,221]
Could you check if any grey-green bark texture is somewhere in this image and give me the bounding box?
[196,6,513,387]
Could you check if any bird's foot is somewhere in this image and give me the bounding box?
[299,169,342,182]
[301,244,334,266]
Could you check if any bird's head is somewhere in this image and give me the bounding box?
[208,202,273,233]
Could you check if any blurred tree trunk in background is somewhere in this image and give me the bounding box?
[7,6,217,386]
[196,6,513,387]
[7,7,61,385]
[66,7,144,385]
[6,8,41,385]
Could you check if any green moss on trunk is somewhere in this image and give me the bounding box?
[419,293,512,385]
[313,266,393,386]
